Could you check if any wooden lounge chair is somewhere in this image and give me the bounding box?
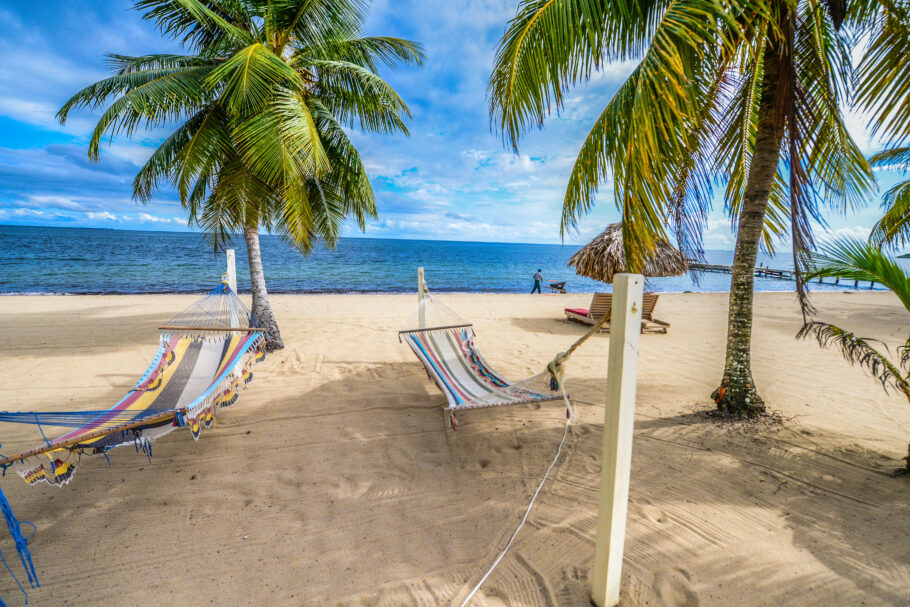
[564,292,670,333]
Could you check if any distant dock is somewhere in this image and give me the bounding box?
[687,261,876,289]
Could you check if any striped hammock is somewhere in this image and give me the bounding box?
[400,324,563,427]
[6,284,266,487]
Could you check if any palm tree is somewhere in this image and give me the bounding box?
[57,0,423,351]
[488,0,880,416]
[798,239,910,473]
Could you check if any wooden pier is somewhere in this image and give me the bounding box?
[687,261,876,289]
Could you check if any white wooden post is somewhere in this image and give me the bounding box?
[417,267,427,329]
[226,249,237,293]
[226,249,239,328]
[591,273,643,607]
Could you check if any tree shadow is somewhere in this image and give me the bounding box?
[509,316,602,336]
[0,302,173,360]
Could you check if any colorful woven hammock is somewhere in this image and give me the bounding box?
[0,283,267,605]
[399,286,566,429]
[400,325,560,411]
[3,282,266,487]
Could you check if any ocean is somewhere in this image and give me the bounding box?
[0,225,884,295]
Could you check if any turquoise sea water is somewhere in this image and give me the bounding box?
[0,225,886,295]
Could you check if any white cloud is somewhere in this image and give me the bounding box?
[0,95,94,136]
[106,143,157,167]
[703,218,735,248]
[843,108,879,156]
[87,211,119,221]
[23,195,86,211]
[137,212,183,225]
[462,149,491,162]
[12,208,50,218]
[820,225,871,242]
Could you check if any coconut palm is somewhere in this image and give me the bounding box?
[488,0,881,416]
[798,238,910,473]
[57,0,423,351]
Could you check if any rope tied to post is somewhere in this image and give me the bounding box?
[545,299,614,416]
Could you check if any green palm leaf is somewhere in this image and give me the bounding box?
[806,238,910,310]
[207,43,303,113]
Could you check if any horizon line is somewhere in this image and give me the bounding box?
[0,223,742,252]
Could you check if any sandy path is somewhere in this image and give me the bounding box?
[0,291,907,606]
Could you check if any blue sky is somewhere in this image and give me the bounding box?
[0,1,903,248]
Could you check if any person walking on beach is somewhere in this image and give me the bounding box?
[531,269,543,294]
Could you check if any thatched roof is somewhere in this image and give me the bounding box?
[568,223,688,283]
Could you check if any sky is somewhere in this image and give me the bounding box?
[0,0,904,248]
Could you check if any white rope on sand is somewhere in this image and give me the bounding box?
[457,417,572,607]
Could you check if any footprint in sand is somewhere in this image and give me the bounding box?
[631,498,668,524]
[335,475,372,499]
[653,566,700,607]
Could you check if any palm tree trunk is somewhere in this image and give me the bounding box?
[711,41,787,416]
[901,389,910,473]
[243,225,284,352]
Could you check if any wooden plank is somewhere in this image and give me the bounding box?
[591,273,643,607]
[226,249,239,328]
[418,267,427,329]
[157,326,263,332]
[226,249,237,293]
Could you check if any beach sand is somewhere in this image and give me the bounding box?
[0,291,908,606]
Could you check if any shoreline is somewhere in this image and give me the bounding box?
[0,286,886,296]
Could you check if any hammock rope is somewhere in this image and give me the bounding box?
[455,314,610,603]
[458,417,571,607]
[166,282,256,330]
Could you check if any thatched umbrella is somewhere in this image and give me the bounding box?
[568,223,688,283]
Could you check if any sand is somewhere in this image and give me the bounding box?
[0,291,908,606]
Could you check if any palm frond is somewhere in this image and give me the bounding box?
[855,1,910,144]
[797,321,909,394]
[136,0,254,52]
[870,179,910,248]
[557,2,742,266]
[299,36,424,71]
[309,99,377,229]
[232,88,330,184]
[806,238,910,310]
[307,59,411,134]
[207,43,303,113]
[105,53,218,74]
[488,0,680,152]
[57,63,215,138]
[274,0,368,53]
[870,146,910,168]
